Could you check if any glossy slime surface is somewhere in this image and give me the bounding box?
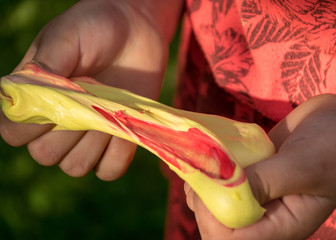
[0,63,275,228]
[92,105,235,180]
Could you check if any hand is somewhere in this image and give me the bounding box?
[185,94,336,240]
[0,0,181,180]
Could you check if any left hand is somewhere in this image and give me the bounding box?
[184,94,336,240]
[0,0,182,181]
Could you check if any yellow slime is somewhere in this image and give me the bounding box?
[0,63,274,228]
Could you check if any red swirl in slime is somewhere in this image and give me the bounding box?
[92,105,236,180]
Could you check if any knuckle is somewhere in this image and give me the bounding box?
[0,127,24,147]
[27,140,61,166]
[95,147,135,181]
[96,168,126,181]
[248,169,270,204]
[60,159,90,178]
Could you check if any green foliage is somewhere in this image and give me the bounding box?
[0,0,179,239]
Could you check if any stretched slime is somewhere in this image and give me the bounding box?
[0,63,274,228]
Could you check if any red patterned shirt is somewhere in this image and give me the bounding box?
[164,1,336,239]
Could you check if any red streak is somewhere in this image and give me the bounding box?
[23,62,88,93]
[92,105,236,180]
[224,173,246,187]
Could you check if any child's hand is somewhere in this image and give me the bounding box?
[0,0,182,180]
[185,94,336,240]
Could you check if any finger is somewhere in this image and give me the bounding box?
[247,136,336,206]
[192,192,334,240]
[184,182,195,212]
[0,112,53,147]
[245,152,293,204]
[27,130,85,166]
[247,97,336,204]
[249,195,334,240]
[95,136,137,181]
[245,148,323,205]
[184,182,191,194]
[276,195,334,239]
[59,130,111,177]
[268,94,336,150]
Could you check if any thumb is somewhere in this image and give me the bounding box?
[244,123,315,205]
[245,95,336,205]
[244,153,297,205]
[244,110,307,205]
[14,13,80,77]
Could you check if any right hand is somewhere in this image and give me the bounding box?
[0,0,171,180]
[184,94,336,240]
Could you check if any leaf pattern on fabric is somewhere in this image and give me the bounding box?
[241,0,261,20]
[242,0,308,49]
[257,0,318,24]
[308,1,336,54]
[279,0,336,105]
[210,28,254,104]
[241,0,336,106]
[197,0,330,107]
[281,43,323,107]
[197,0,255,105]
[209,0,234,17]
[246,18,306,49]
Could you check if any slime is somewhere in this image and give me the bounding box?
[0,63,274,228]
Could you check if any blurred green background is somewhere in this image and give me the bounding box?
[0,1,179,239]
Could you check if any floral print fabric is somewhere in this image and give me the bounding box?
[164,1,336,239]
[185,0,336,122]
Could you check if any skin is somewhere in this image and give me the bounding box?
[1,0,336,238]
[185,94,336,239]
[0,0,183,180]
